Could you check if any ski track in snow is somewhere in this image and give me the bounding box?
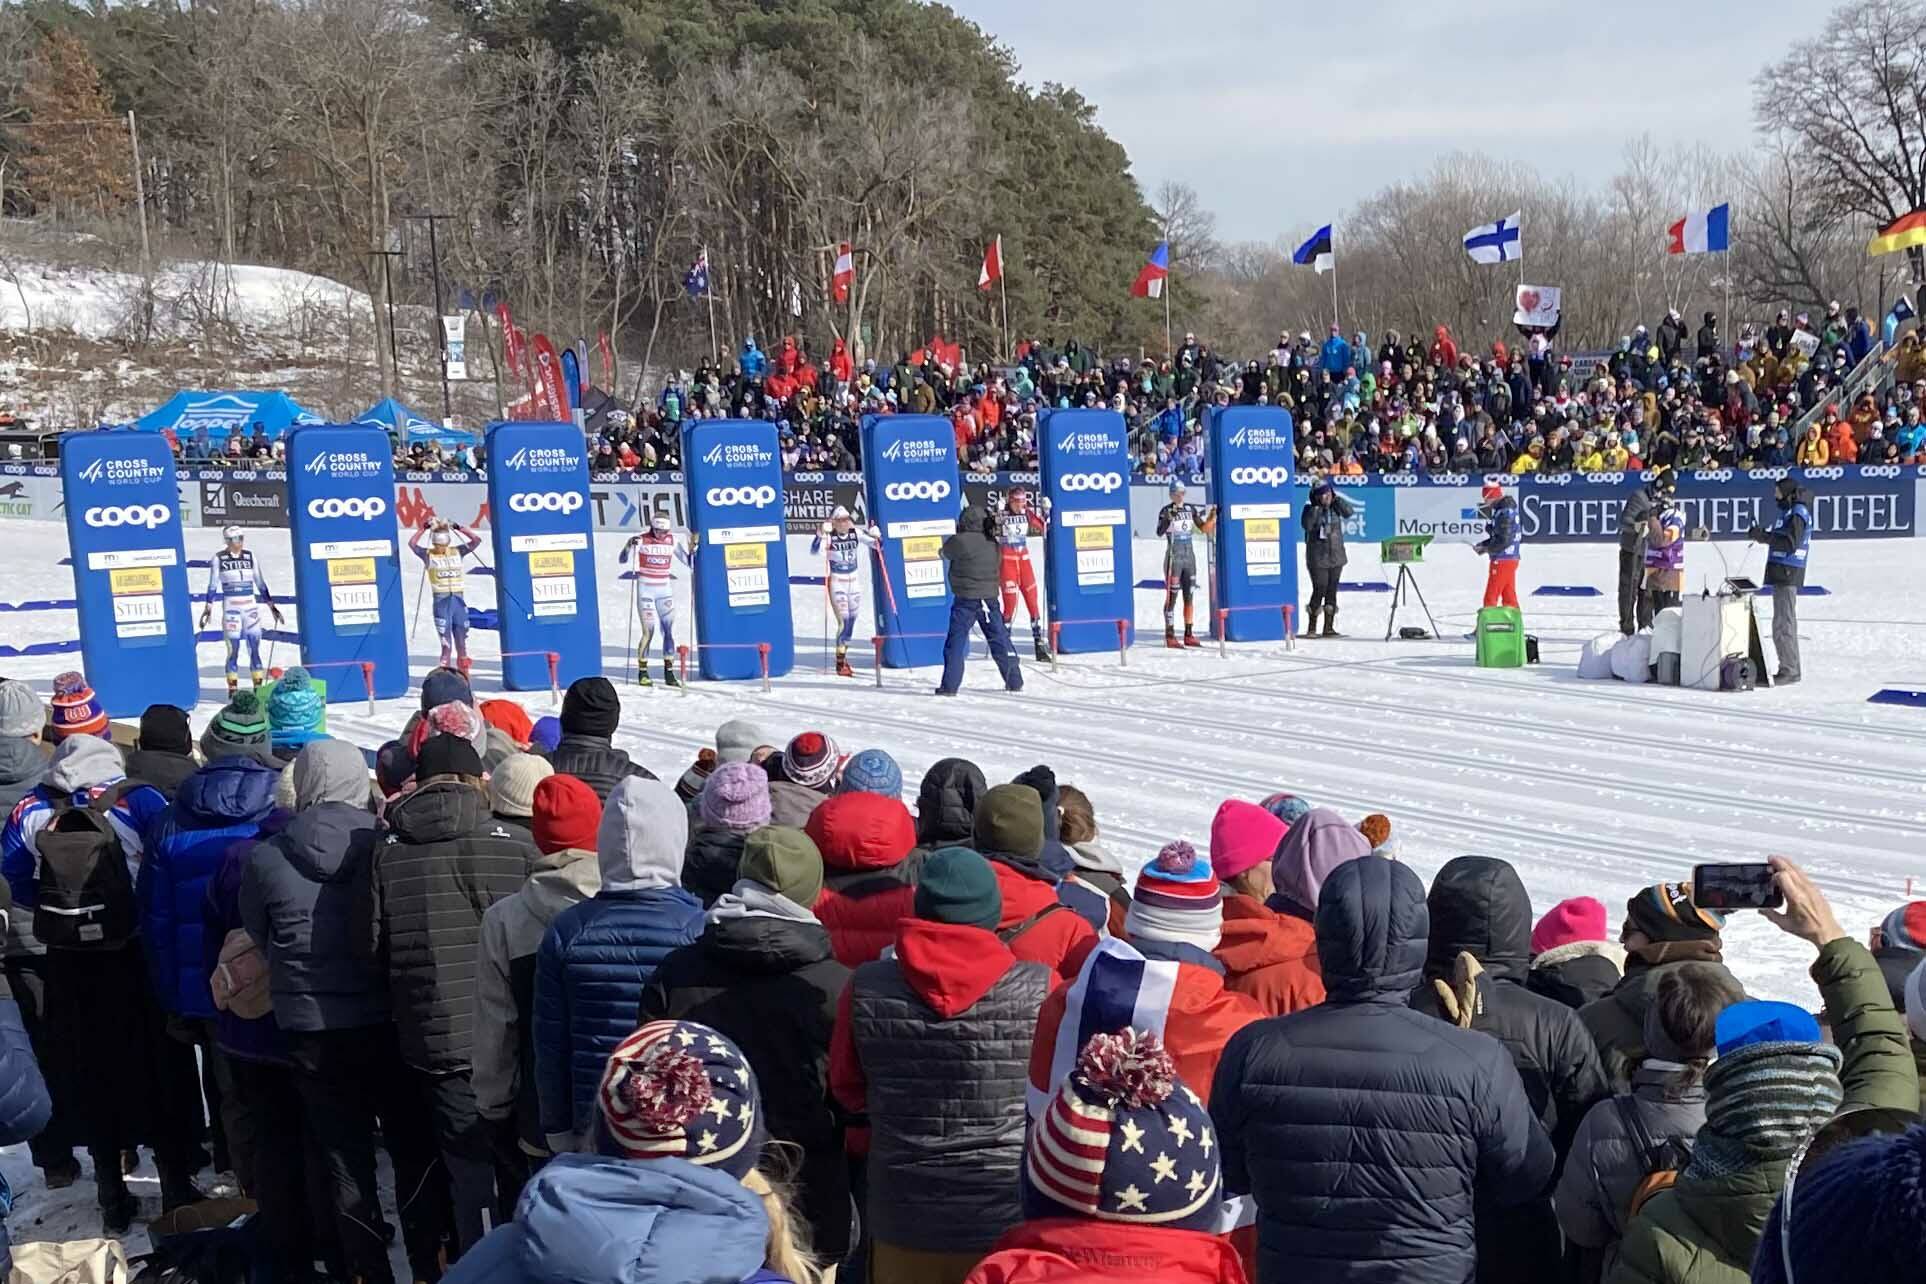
[4,517,1923,1252]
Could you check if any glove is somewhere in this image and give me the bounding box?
[1038,496,1053,515]
[1430,951,1485,1029]
[820,522,833,537]
[270,605,285,624]
[1747,523,1765,542]
[1012,763,1057,800]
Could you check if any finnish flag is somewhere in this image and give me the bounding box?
[1464,212,1523,265]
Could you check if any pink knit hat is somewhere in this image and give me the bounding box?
[1531,896,1608,955]
[1209,799,1287,882]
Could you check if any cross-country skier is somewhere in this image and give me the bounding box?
[409,518,482,676]
[1474,482,1521,608]
[1156,480,1216,648]
[811,506,879,678]
[998,487,1053,661]
[199,526,282,693]
[620,514,693,688]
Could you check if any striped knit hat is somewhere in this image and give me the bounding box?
[1687,1001,1843,1181]
[1880,900,1926,952]
[595,1021,762,1180]
[48,672,107,741]
[782,731,840,791]
[1627,880,1726,945]
[1125,840,1224,952]
[200,691,274,764]
[1023,1029,1221,1231]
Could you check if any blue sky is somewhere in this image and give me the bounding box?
[953,0,1815,241]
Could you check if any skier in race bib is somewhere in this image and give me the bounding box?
[998,487,1053,661]
[620,514,693,688]
[1156,480,1216,648]
[199,526,283,694]
[811,506,880,678]
[409,518,482,676]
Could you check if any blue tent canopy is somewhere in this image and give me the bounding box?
[132,390,321,441]
[353,398,475,446]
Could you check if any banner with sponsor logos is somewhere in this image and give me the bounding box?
[684,420,795,681]
[487,423,602,689]
[59,432,199,715]
[862,414,959,667]
[1040,409,1134,654]
[285,426,410,701]
[197,470,288,529]
[1208,406,1297,641]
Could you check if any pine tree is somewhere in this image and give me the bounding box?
[15,29,133,221]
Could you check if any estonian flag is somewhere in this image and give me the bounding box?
[1885,294,1916,345]
[1132,242,1169,298]
[1293,225,1334,274]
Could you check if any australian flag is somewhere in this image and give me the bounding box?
[684,252,710,299]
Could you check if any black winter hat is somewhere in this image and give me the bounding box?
[417,732,483,780]
[138,704,192,756]
[561,676,621,738]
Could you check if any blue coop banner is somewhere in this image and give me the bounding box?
[485,422,602,690]
[60,432,199,715]
[284,425,409,701]
[683,421,795,681]
[1208,406,1297,641]
[862,414,958,668]
[1039,409,1134,654]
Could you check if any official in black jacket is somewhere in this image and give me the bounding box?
[1410,856,1610,1284]
[546,677,655,800]
[1616,469,1672,634]
[1211,856,1554,1284]
[638,825,852,1259]
[936,504,1022,695]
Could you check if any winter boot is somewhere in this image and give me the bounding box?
[835,652,854,678]
[636,660,653,688]
[97,1168,137,1235]
[1321,606,1340,638]
[662,659,682,689]
[456,656,473,679]
[1032,626,1052,663]
[226,674,240,696]
[251,669,266,690]
[1183,629,1201,648]
[1165,626,1181,649]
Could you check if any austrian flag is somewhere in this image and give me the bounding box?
[979,235,1003,291]
[831,242,854,304]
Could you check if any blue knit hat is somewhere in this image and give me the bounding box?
[530,716,562,753]
[1259,792,1312,827]
[265,667,326,752]
[1716,1000,1821,1055]
[837,748,902,799]
[1752,1123,1926,1284]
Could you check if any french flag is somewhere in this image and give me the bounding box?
[1131,241,1170,298]
[1667,203,1731,255]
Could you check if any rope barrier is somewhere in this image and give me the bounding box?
[301,658,379,715]
[499,649,562,705]
[1047,619,1132,668]
[1213,603,1297,653]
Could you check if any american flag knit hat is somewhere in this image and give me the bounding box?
[595,1021,763,1180]
[1023,1029,1222,1230]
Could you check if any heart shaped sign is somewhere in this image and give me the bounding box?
[1519,289,1541,313]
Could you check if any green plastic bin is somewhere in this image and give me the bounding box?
[1475,606,1526,668]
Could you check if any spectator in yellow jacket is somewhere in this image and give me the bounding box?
[1795,423,1830,467]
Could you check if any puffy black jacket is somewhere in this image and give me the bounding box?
[368,782,533,1071]
[1528,942,1624,1011]
[1211,856,1555,1284]
[240,801,389,1032]
[680,824,747,906]
[638,908,853,1257]
[941,505,1002,600]
[912,757,987,850]
[1410,857,1610,1284]
[546,735,655,803]
[1302,492,1352,571]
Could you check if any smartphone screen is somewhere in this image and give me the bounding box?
[1692,863,1784,911]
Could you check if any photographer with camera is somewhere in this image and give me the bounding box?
[1617,469,1675,634]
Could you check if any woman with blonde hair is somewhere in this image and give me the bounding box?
[443,1018,823,1284]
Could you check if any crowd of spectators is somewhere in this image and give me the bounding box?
[0,668,1922,1283]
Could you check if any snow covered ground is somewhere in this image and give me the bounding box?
[4,516,1925,1254]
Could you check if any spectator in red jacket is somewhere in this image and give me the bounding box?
[805,789,920,967]
[968,1029,1249,1284]
[1209,800,1324,1016]
[973,784,1098,981]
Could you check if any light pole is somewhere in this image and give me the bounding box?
[403,211,456,426]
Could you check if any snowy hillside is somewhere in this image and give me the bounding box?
[0,258,372,344]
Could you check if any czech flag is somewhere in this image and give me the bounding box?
[831,242,854,304]
[1869,210,1926,257]
[1667,203,1731,255]
[1131,241,1169,298]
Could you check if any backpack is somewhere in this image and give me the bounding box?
[996,902,1068,947]
[33,785,137,950]
[1616,1094,1694,1220]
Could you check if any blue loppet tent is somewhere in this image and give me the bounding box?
[352,398,475,447]
[133,390,321,442]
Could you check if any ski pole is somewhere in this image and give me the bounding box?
[625,554,638,683]
[822,542,834,673]
[410,559,428,643]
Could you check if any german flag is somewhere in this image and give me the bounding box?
[1868,210,1926,256]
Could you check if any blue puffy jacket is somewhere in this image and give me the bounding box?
[0,990,53,1276]
[1210,856,1553,1284]
[534,779,703,1141]
[138,756,282,1019]
[440,1154,784,1284]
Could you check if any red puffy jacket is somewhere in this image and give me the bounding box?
[965,1219,1248,1284]
[987,856,1098,982]
[806,792,920,967]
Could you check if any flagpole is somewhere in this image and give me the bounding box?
[998,239,1010,362]
[704,246,718,367]
[1723,203,1733,365]
[1329,256,1340,331]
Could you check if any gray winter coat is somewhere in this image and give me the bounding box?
[1555,1062,1707,1283]
[1302,491,1353,571]
[942,505,1003,600]
[846,923,1050,1256]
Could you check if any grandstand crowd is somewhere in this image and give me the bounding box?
[0,667,1921,1283]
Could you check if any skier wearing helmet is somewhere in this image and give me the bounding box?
[409,517,482,674]
[1473,483,1521,609]
[620,513,693,687]
[1155,480,1216,648]
[199,526,282,693]
[998,487,1052,661]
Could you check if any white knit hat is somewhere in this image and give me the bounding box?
[0,680,42,739]
[490,752,555,819]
